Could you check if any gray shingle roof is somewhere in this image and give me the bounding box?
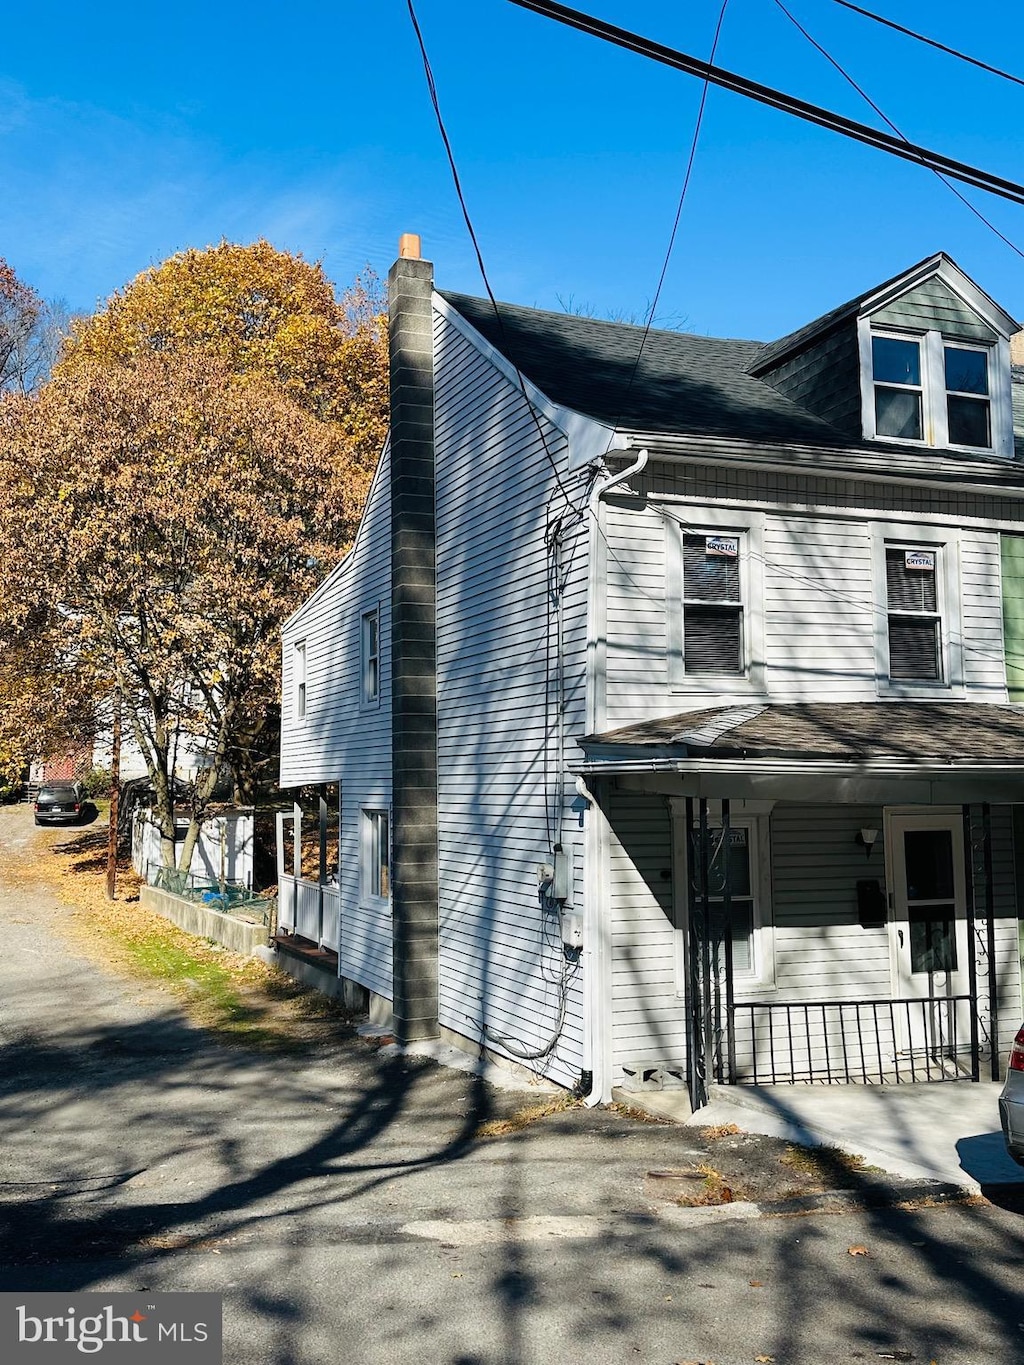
[440,291,849,447]
[442,290,1024,467]
[584,702,1024,764]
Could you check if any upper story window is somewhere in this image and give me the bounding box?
[293,640,307,721]
[667,511,766,695]
[682,534,743,674]
[885,547,942,681]
[361,609,379,706]
[864,327,1004,453]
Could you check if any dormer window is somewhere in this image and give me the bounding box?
[862,324,1008,455]
[872,336,923,440]
[944,345,990,447]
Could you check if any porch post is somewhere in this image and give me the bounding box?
[292,801,301,879]
[962,805,981,1082]
[722,799,737,1085]
[685,798,701,1111]
[982,803,1000,1082]
[318,784,328,949]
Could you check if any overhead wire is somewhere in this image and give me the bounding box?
[768,0,1024,261]
[830,0,1024,91]
[405,0,577,511]
[603,0,731,434]
[504,0,1024,206]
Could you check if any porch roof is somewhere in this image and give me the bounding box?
[576,702,1024,803]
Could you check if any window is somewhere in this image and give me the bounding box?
[872,336,923,440]
[698,824,756,973]
[361,609,379,705]
[362,809,389,901]
[682,534,743,674]
[293,640,306,721]
[944,345,990,448]
[671,804,774,988]
[863,326,1003,452]
[885,547,942,681]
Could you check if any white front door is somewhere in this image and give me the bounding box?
[887,810,972,1062]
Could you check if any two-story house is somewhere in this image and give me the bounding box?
[278,239,1024,1109]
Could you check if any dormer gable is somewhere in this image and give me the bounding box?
[751,254,1020,459]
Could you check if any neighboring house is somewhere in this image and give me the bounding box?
[279,241,1024,1107]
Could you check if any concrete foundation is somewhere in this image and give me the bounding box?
[140,886,269,955]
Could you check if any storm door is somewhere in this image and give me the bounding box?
[887,811,971,1063]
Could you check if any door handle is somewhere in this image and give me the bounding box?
[898,929,904,949]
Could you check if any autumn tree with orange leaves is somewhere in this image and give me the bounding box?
[0,241,387,869]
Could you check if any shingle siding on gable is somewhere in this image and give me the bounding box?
[755,321,861,437]
[871,277,998,343]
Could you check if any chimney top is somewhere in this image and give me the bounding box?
[399,233,422,261]
[1012,330,1024,366]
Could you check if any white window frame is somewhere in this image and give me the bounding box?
[666,508,766,696]
[360,807,390,905]
[670,800,776,993]
[293,640,307,723]
[360,607,380,709]
[858,319,1012,457]
[870,522,964,697]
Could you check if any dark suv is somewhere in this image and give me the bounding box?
[33,783,85,826]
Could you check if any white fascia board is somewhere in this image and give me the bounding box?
[433,293,625,471]
[282,435,391,637]
[860,254,1020,338]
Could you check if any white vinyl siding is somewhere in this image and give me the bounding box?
[279,445,393,1001]
[433,311,590,1088]
[601,492,1008,727]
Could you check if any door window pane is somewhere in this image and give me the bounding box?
[909,908,958,973]
[903,829,954,901]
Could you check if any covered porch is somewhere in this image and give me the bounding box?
[578,702,1024,1111]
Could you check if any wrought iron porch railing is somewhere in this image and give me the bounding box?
[728,995,979,1085]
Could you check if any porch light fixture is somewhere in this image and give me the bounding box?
[855,827,879,858]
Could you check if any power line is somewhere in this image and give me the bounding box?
[608,0,731,433]
[405,0,577,509]
[769,0,1024,261]
[831,0,1024,91]
[503,0,1024,207]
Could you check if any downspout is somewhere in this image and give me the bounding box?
[589,447,649,512]
[577,448,649,1106]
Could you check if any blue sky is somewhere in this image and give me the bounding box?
[2,0,1022,342]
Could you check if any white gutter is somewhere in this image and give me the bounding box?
[590,447,650,510]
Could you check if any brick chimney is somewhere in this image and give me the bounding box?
[1012,331,1024,366]
[387,236,439,1044]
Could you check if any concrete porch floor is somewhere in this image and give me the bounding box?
[623,1079,1024,1192]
